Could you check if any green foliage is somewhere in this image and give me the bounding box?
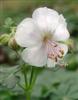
[32,68,78,99]
[0,65,78,100]
[0,17,16,34]
[0,66,20,89]
[4,18,15,29]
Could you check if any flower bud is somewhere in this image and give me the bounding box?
[0,34,10,45]
[8,37,19,50]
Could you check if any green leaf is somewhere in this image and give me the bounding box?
[0,66,20,89]
[32,68,78,99]
[4,18,14,29]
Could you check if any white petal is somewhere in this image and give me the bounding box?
[15,18,41,47]
[59,14,67,26]
[47,59,56,68]
[53,15,70,41]
[32,7,59,33]
[59,43,68,56]
[21,45,47,67]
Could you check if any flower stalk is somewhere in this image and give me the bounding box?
[22,64,37,100]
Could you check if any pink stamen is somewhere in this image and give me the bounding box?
[46,40,64,62]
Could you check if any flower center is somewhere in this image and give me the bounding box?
[43,33,52,43]
[46,40,64,62]
[42,34,64,62]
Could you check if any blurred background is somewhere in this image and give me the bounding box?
[0,0,78,100]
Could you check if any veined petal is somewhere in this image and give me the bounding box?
[15,18,41,47]
[59,43,68,56]
[32,7,59,33]
[47,59,56,68]
[21,45,47,67]
[53,15,70,41]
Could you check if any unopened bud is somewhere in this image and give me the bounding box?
[0,34,10,45]
[8,37,19,50]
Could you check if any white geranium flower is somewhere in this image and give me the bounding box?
[15,7,70,68]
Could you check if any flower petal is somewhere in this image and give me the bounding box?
[15,18,41,47]
[21,45,47,67]
[59,43,68,56]
[53,15,70,41]
[47,59,56,68]
[32,7,59,33]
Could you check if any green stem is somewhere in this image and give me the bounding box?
[24,70,28,88]
[29,67,37,90]
[17,83,25,91]
[24,67,33,100]
[29,67,34,86]
[30,73,37,89]
[25,90,31,100]
[23,65,38,100]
